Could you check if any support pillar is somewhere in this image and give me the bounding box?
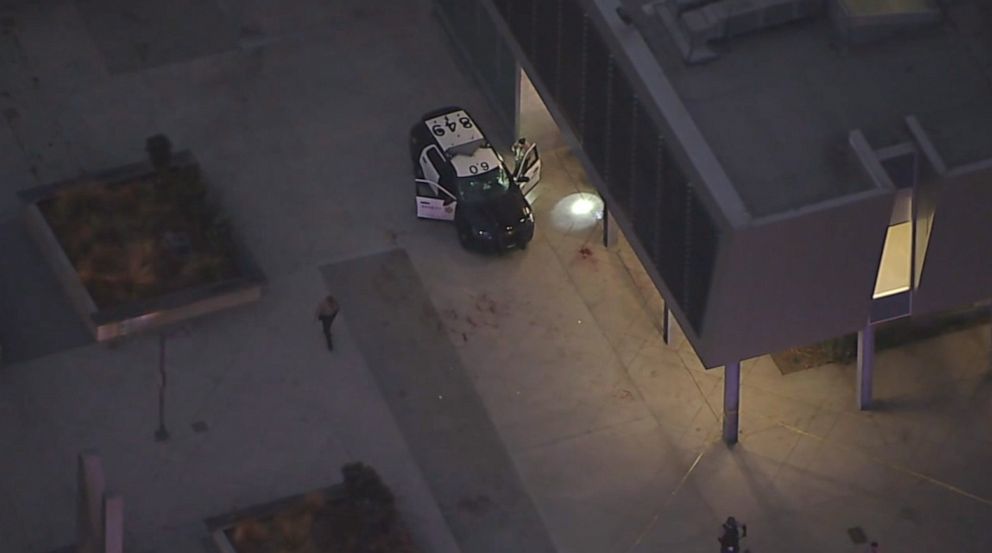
[103,495,124,553]
[661,304,672,345]
[723,361,741,444]
[77,451,106,553]
[857,324,875,410]
[602,200,618,248]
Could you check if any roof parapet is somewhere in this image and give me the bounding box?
[830,0,942,46]
[646,0,824,64]
[645,0,942,64]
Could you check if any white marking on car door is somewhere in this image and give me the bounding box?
[415,178,457,221]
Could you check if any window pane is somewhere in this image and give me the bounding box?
[606,64,635,210]
[558,1,585,136]
[873,222,912,298]
[583,25,610,173]
[631,102,658,246]
[507,0,536,57]
[685,188,718,329]
[534,0,560,95]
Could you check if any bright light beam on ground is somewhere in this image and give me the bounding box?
[549,192,603,231]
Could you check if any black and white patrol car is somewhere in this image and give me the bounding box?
[410,107,541,251]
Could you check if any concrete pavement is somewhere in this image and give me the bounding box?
[1,1,991,553]
[321,249,558,553]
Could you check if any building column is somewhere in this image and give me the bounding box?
[77,451,106,553]
[602,200,618,248]
[103,494,124,553]
[857,323,875,410]
[723,361,741,444]
[662,305,672,345]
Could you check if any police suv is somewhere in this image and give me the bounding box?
[410,107,541,251]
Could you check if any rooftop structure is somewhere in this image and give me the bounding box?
[636,0,992,216]
[442,0,992,440]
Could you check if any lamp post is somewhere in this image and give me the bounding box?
[153,325,190,442]
[154,332,169,442]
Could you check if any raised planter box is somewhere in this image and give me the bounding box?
[205,485,343,553]
[18,151,265,342]
[204,474,420,553]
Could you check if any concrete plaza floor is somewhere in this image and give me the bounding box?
[1,1,991,552]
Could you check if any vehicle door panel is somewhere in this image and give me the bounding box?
[416,178,457,221]
[514,143,542,196]
[419,145,442,188]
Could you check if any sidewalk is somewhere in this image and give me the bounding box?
[409,141,992,553]
[0,268,462,553]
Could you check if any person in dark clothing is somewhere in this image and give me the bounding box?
[718,517,747,552]
[315,295,340,351]
[512,137,529,164]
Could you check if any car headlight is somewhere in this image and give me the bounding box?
[476,229,492,238]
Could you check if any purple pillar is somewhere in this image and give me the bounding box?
[77,451,105,553]
[857,324,875,410]
[723,361,741,444]
[103,495,124,553]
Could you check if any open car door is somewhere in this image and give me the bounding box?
[513,142,542,196]
[415,179,457,221]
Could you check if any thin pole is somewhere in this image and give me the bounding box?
[602,200,610,248]
[155,333,169,442]
[857,324,875,410]
[723,362,741,444]
[662,305,671,345]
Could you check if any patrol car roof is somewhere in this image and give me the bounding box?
[424,109,486,154]
[450,148,502,178]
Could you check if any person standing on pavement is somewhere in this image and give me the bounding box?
[718,516,746,552]
[315,295,340,351]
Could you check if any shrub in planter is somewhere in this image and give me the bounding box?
[342,462,397,541]
[146,134,173,171]
[823,335,857,364]
[38,158,240,309]
[220,467,417,553]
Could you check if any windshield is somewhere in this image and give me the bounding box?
[455,166,511,204]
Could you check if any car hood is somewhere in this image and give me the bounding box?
[460,190,529,230]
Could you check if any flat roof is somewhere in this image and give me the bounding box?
[630,0,992,217]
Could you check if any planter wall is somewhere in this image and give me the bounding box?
[18,152,265,342]
[204,486,342,553]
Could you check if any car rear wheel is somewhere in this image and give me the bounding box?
[457,226,472,249]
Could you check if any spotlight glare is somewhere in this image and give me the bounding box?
[570,198,595,215]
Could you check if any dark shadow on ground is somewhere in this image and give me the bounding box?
[772,309,990,375]
[76,0,241,74]
[0,218,92,364]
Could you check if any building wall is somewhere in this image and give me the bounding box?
[912,165,992,314]
[697,191,894,366]
[693,156,992,368]
[484,0,723,333]
[477,0,992,368]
